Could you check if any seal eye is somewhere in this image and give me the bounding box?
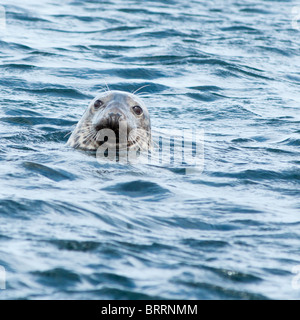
[132,105,143,116]
[94,99,104,109]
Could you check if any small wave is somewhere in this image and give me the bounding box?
[173,279,268,300]
[202,266,262,283]
[18,87,90,99]
[40,130,72,143]
[0,199,52,218]
[74,287,162,300]
[23,161,77,182]
[93,82,169,93]
[0,40,34,52]
[8,11,51,23]
[0,63,35,70]
[221,25,261,33]
[0,116,75,127]
[181,239,229,250]
[104,180,170,199]
[186,92,224,102]
[156,217,238,231]
[188,85,223,92]
[231,138,255,143]
[211,169,300,182]
[257,46,292,57]
[31,268,81,288]
[49,239,100,252]
[239,8,271,14]
[86,272,135,289]
[136,29,188,39]
[279,138,300,147]
[94,67,165,80]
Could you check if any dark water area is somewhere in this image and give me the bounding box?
[0,0,300,300]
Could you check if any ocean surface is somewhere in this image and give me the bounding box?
[0,0,300,300]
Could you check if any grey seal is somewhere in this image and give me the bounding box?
[67,90,152,152]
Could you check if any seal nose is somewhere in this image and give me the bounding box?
[108,112,122,124]
[95,112,124,132]
[107,112,122,132]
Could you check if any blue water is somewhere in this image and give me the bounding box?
[0,0,300,300]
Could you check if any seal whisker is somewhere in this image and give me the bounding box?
[64,131,73,139]
[88,129,98,142]
[104,80,110,93]
[98,86,109,94]
[85,130,96,141]
[129,135,149,151]
[135,92,150,97]
[81,125,98,144]
[151,139,159,149]
[133,85,150,95]
[136,139,148,151]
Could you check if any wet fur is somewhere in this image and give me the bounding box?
[67,90,152,151]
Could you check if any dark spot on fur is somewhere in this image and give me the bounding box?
[83,138,90,145]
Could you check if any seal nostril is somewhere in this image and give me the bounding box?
[94,113,123,133]
[108,112,122,122]
[108,113,123,131]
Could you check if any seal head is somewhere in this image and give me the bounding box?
[67,90,152,151]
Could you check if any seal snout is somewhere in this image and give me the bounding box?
[95,112,123,132]
[93,104,129,135]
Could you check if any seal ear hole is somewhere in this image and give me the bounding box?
[132,105,143,116]
[94,99,104,109]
